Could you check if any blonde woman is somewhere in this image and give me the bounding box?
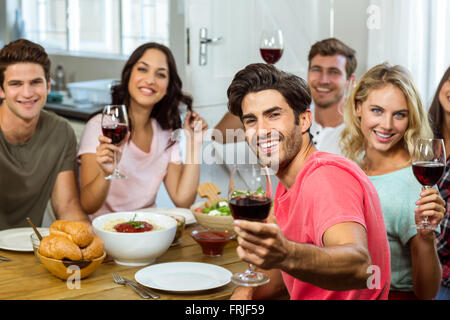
[340,63,445,300]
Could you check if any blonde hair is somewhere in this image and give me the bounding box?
[340,62,433,167]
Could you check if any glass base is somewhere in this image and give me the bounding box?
[105,172,127,180]
[412,223,436,230]
[231,271,270,287]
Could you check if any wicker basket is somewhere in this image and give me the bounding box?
[191,201,235,233]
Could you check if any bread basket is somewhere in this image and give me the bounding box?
[37,250,106,280]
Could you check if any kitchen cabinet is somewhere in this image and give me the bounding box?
[44,103,102,121]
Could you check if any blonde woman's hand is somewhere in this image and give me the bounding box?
[415,187,446,240]
[95,132,130,177]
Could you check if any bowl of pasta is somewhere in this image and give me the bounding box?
[92,211,177,266]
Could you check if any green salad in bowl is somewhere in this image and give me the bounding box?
[196,200,231,216]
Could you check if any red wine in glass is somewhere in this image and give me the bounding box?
[228,164,273,286]
[412,161,445,186]
[102,124,128,145]
[229,196,272,221]
[101,104,129,180]
[411,138,446,230]
[260,48,283,64]
[260,29,284,65]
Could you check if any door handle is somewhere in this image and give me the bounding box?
[199,27,223,66]
[186,27,190,65]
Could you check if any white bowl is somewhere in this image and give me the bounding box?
[92,212,177,266]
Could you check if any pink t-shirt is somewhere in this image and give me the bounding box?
[77,114,182,219]
[274,151,391,300]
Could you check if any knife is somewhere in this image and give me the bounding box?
[122,276,159,299]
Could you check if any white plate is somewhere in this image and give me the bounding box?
[135,262,232,292]
[0,227,49,252]
[136,207,196,225]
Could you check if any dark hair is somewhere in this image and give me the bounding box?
[308,38,357,79]
[227,63,311,124]
[428,66,450,139]
[110,42,192,145]
[0,39,51,89]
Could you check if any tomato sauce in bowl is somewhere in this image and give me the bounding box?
[114,221,154,233]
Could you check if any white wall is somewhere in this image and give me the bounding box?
[333,0,370,79]
[190,0,371,129]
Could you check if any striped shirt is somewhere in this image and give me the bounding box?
[437,159,450,287]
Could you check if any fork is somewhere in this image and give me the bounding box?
[112,272,150,299]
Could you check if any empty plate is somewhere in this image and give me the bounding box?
[0,227,49,252]
[135,262,232,292]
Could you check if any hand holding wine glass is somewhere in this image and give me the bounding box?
[412,138,446,230]
[260,29,284,64]
[101,105,129,180]
[229,164,273,286]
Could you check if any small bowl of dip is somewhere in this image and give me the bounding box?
[190,227,236,257]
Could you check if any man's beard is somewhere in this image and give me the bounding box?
[247,125,303,173]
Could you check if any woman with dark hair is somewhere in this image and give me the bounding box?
[428,66,450,300]
[77,42,207,218]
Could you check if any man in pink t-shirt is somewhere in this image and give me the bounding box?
[227,63,390,300]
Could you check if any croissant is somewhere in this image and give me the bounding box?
[39,220,104,261]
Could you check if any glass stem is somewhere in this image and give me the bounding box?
[113,150,118,175]
[422,185,431,225]
[245,263,258,277]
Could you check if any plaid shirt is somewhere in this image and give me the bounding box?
[437,159,450,288]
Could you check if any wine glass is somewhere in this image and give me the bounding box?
[228,163,273,286]
[101,104,129,180]
[411,138,446,230]
[259,29,284,64]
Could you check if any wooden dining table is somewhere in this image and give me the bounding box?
[0,224,250,300]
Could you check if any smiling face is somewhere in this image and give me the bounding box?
[0,62,50,122]
[356,84,409,156]
[127,48,169,109]
[307,54,349,109]
[241,89,310,170]
[439,76,450,114]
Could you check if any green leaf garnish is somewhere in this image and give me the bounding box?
[128,214,145,229]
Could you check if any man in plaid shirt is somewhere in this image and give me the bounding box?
[437,164,450,299]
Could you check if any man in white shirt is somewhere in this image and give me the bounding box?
[307,38,357,155]
[214,38,357,156]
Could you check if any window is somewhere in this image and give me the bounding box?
[366,0,450,103]
[21,0,169,56]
